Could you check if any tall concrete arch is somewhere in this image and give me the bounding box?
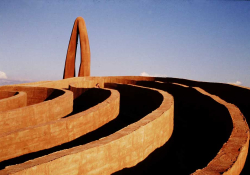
[63,17,90,79]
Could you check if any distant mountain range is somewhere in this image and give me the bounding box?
[0,79,34,86]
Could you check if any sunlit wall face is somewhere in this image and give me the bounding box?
[0,0,250,87]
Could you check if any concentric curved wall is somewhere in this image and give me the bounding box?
[0,77,249,174]
[0,17,250,175]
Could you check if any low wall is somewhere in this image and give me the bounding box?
[192,87,249,175]
[1,76,248,174]
[0,91,17,100]
[0,86,65,105]
[34,77,105,89]
[0,84,174,175]
[154,77,250,174]
[69,80,104,99]
[0,87,73,134]
[26,76,154,90]
[0,88,119,162]
[0,91,27,112]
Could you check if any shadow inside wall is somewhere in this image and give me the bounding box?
[156,78,250,175]
[0,84,162,170]
[113,81,233,175]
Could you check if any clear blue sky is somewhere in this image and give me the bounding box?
[0,0,250,86]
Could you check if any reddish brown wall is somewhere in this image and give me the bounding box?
[154,77,250,174]
[0,86,65,105]
[0,91,27,112]
[0,87,73,134]
[26,76,154,89]
[69,80,104,99]
[0,76,249,174]
[0,84,174,175]
[0,88,119,162]
[192,87,249,175]
[0,91,17,100]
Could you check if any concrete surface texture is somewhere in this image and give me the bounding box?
[0,91,27,113]
[0,17,250,175]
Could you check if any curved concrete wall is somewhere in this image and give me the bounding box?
[35,77,104,89]
[0,91,27,112]
[25,76,152,89]
[191,87,249,174]
[153,77,250,174]
[0,76,249,174]
[0,88,119,162]
[0,84,174,175]
[0,87,73,134]
[69,80,104,99]
[0,91,17,100]
[0,86,67,105]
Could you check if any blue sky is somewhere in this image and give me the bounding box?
[0,0,249,86]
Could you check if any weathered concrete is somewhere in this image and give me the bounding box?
[69,79,104,99]
[0,91,27,112]
[0,84,174,175]
[0,87,73,134]
[192,87,249,175]
[0,88,119,162]
[0,91,17,100]
[0,76,250,175]
[0,76,249,175]
[152,77,250,174]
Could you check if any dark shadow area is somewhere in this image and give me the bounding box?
[0,84,163,170]
[114,81,233,175]
[44,89,65,101]
[63,88,111,118]
[155,77,250,175]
